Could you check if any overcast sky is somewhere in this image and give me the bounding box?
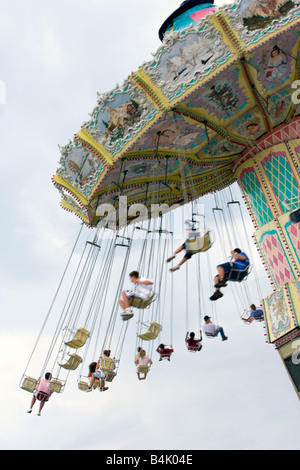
[1,0,300,451]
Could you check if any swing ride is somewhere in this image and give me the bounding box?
[21,0,300,401]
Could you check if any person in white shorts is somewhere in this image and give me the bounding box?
[118,270,153,320]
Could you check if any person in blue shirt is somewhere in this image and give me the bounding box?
[250,304,264,320]
[210,248,249,301]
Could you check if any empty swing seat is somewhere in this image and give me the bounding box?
[105,371,117,382]
[59,353,82,371]
[20,375,38,393]
[130,292,156,309]
[64,327,90,348]
[138,321,162,340]
[78,380,89,392]
[49,379,64,393]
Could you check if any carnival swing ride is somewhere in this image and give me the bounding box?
[21,0,300,401]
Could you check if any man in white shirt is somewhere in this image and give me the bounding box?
[202,315,228,341]
[118,270,153,320]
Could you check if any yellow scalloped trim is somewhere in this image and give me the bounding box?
[61,199,91,225]
[53,174,89,206]
[77,128,114,166]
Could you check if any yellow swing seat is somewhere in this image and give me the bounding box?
[130,292,156,309]
[78,380,89,392]
[105,371,117,382]
[185,230,214,253]
[138,321,162,340]
[137,364,150,374]
[20,375,38,393]
[64,327,90,348]
[58,353,82,370]
[49,378,64,393]
[100,357,115,373]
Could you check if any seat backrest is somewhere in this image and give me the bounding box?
[228,262,250,282]
[20,375,38,393]
[138,321,162,340]
[78,380,89,392]
[105,371,117,382]
[185,230,213,253]
[205,332,215,339]
[200,231,213,252]
[65,327,90,348]
[59,353,82,370]
[100,357,114,372]
[49,379,64,393]
[130,292,155,309]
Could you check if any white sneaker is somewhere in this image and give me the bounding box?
[121,308,134,321]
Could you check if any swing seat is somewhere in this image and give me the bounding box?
[49,379,64,393]
[158,346,173,360]
[253,314,264,322]
[105,371,117,382]
[78,380,89,392]
[137,365,150,374]
[241,314,254,324]
[138,321,162,340]
[130,292,156,309]
[290,208,300,224]
[185,230,214,253]
[64,327,90,349]
[35,391,51,402]
[20,375,38,393]
[187,345,199,352]
[204,332,216,339]
[58,353,82,370]
[100,357,115,373]
[226,262,251,282]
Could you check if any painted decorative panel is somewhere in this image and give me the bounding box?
[238,166,273,226]
[259,228,296,288]
[263,279,300,343]
[261,151,300,214]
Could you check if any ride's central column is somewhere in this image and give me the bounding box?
[234,131,300,399]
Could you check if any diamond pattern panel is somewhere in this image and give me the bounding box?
[261,231,295,288]
[286,221,300,265]
[263,152,299,214]
[240,168,273,227]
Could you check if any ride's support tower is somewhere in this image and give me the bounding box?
[158,1,300,400]
[234,131,300,400]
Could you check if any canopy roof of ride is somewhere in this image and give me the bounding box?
[52,0,300,227]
